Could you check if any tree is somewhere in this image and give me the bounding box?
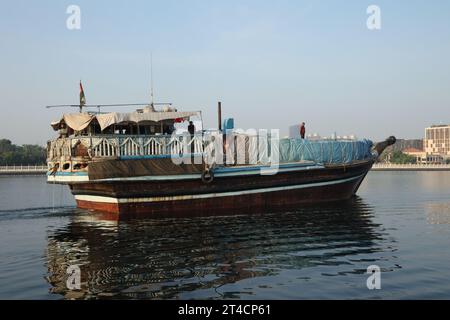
[390,151,416,164]
[0,139,15,153]
[0,139,46,165]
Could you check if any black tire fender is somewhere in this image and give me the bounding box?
[201,169,214,184]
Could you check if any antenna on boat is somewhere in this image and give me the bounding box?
[46,103,174,110]
[46,66,174,111]
[150,53,154,109]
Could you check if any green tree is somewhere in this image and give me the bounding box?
[0,139,15,153]
[390,151,416,164]
[0,139,46,165]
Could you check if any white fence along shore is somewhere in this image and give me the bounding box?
[372,163,450,171]
[0,165,48,175]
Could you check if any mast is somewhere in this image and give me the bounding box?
[150,53,154,109]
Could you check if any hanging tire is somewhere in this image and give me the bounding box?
[201,169,214,184]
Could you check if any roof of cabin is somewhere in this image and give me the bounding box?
[51,110,200,131]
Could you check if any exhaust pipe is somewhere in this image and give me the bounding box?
[218,101,222,131]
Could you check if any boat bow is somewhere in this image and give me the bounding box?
[373,136,397,158]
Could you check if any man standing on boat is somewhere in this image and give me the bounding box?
[300,122,306,139]
[188,121,195,136]
[188,121,196,154]
[59,123,68,138]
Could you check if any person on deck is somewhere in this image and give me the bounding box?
[188,121,195,136]
[59,123,68,139]
[300,122,306,139]
[188,121,196,154]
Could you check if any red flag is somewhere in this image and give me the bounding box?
[79,81,86,106]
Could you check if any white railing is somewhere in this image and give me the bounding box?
[48,134,205,160]
[0,165,48,172]
[373,163,450,170]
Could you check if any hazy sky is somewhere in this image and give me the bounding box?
[1,0,449,145]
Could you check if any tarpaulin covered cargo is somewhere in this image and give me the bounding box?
[278,139,374,164]
[214,133,374,166]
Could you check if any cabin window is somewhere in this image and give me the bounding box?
[73,163,88,170]
[63,163,71,171]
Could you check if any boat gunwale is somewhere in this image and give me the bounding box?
[47,158,375,185]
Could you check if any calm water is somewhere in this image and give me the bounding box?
[1,172,450,299]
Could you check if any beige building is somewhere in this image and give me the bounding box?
[424,125,450,162]
[403,147,427,164]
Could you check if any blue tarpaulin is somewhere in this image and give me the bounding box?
[279,139,374,164]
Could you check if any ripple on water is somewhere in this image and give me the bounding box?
[2,172,450,299]
[37,198,398,299]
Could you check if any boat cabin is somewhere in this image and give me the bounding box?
[47,106,203,174]
[50,106,200,138]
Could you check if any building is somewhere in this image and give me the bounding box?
[425,125,450,159]
[382,139,425,163]
[386,139,423,153]
[403,147,427,164]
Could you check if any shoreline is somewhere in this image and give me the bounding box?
[372,164,450,171]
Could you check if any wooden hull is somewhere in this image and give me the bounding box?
[70,159,374,217]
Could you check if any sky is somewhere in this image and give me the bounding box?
[0,0,449,145]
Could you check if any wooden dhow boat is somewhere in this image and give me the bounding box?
[46,101,395,217]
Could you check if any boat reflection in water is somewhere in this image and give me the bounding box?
[45,197,385,299]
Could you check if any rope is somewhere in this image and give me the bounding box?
[329,141,333,164]
[59,183,64,209]
[51,179,56,213]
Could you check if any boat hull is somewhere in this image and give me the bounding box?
[70,160,373,217]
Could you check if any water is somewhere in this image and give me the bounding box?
[1,172,450,299]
